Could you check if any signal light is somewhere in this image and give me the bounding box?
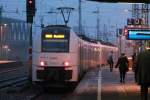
[28,0,33,4]
[26,0,35,12]
[26,0,35,23]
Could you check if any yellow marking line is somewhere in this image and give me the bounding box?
[97,69,101,100]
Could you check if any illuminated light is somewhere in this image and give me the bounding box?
[129,67,132,70]
[3,45,8,49]
[54,34,65,38]
[128,57,132,60]
[45,34,65,39]
[124,29,128,33]
[123,28,128,36]
[146,47,150,50]
[64,61,69,67]
[4,24,7,27]
[127,30,150,40]
[40,61,45,66]
[29,0,33,4]
[8,49,11,51]
[38,61,47,70]
[45,34,53,38]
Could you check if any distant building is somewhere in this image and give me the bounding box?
[0,17,30,61]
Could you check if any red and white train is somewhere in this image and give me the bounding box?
[32,25,118,86]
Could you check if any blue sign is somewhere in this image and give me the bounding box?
[127,30,150,40]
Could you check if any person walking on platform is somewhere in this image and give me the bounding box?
[107,51,114,72]
[135,49,150,100]
[115,53,129,83]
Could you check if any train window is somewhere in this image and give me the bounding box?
[41,27,70,52]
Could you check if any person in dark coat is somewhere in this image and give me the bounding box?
[115,53,129,83]
[135,49,150,100]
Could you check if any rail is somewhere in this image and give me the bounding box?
[0,66,28,89]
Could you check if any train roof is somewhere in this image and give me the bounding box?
[78,34,116,46]
[98,40,116,46]
[43,25,70,29]
[42,25,116,47]
[78,34,98,43]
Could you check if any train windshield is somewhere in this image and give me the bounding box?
[41,27,70,52]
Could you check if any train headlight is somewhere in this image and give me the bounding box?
[40,61,45,66]
[40,61,47,66]
[64,61,69,67]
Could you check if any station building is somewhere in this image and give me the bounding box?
[0,17,30,61]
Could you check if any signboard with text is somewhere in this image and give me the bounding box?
[127,18,143,26]
[127,30,150,40]
[88,0,150,3]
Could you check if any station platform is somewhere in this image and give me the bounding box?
[101,67,142,100]
[68,66,150,100]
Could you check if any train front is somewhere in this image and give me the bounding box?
[32,25,78,86]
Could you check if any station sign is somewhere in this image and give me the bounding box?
[127,30,150,40]
[127,18,143,26]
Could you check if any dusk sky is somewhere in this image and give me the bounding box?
[0,0,133,42]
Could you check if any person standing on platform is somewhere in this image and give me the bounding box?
[135,49,150,100]
[132,52,136,71]
[115,53,129,83]
[107,51,114,72]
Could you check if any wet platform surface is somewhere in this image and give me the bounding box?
[101,67,141,100]
[64,66,150,100]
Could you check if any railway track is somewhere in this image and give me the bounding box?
[0,66,28,90]
[32,87,73,100]
[0,63,35,100]
[0,62,73,100]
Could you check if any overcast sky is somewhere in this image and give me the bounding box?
[0,0,133,42]
[0,0,132,26]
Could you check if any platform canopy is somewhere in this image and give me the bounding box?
[87,0,150,3]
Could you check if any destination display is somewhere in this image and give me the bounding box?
[42,32,70,52]
[127,30,150,40]
[88,0,150,3]
[45,34,65,39]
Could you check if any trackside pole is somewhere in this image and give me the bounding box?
[28,23,32,82]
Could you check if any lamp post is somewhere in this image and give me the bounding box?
[0,26,2,59]
[93,7,100,41]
